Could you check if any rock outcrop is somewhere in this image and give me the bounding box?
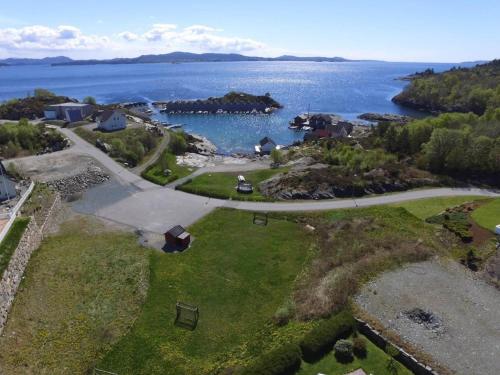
[358,113,414,124]
[259,166,439,200]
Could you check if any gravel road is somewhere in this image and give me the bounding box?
[356,259,500,375]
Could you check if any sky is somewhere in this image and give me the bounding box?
[0,0,499,62]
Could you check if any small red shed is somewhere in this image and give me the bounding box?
[165,225,191,248]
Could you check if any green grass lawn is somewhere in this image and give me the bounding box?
[298,334,412,375]
[0,218,151,374]
[471,198,500,231]
[99,208,315,374]
[178,168,288,201]
[142,150,193,185]
[0,217,30,276]
[392,196,483,220]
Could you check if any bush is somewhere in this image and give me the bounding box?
[169,132,188,155]
[352,336,367,358]
[240,343,302,375]
[333,339,353,363]
[83,96,97,105]
[299,309,355,362]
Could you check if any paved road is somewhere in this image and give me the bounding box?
[10,128,500,233]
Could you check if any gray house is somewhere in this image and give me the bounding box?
[97,110,126,132]
[44,102,94,122]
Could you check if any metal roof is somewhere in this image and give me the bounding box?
[166,225,187,237]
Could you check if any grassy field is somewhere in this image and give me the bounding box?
[99,208,315,374]
[178,168,288,201]
[74,126,160,167]
[392,196,483,220]
[1,201,462,374]
[142,150,193,185]
[298,334,412,375]
[0,218,151,374]
[471,198,500,231]
[0,217,30,276]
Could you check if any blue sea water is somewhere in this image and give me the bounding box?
[0,61,466,153]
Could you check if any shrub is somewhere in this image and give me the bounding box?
[352,336,367,358]
[83,96,97,105]
[299,309,355,362]
[240,343,302,375]
[272,301,294,326]
[169,132,188,155]
[334,339,353,363]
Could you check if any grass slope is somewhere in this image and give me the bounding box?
[74,127,159,167]
[0,217,30,276]
[142,150,193,185]
[0,219,150,374]
[471,198,500,231]
[393,196,483,220]
[100,208,314,374]
[178,168,287,201]
[298,334,411,375]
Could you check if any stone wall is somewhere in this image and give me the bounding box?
[356,318,440,375]
[0,193,61,334]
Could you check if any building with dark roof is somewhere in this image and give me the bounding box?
[97,109,126,131]
[44,102,94,122]
[164,225,191,249]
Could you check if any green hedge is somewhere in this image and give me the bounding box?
[240,343,302,375]
[299,310,355,362]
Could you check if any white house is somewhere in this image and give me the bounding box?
[97,110,126,131]
[255,137,278,155]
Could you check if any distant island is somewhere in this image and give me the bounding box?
[0,56,73,66]
[50,52,358,66]
[154,91,282,114]
[393,60,500,115]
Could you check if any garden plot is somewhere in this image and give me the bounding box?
[355,259,500,375]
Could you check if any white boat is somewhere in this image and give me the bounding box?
[165,124,183,130]
[302,126,312,131]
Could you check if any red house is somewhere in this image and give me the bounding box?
[164,225,191,248]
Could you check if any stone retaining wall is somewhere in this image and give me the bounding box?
[0,193,61,334]
[356,318,440,375]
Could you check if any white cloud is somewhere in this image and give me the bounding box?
[121,23,265,53]
[143,23,177,42]
[0,25,110,52]
[0,23,269,58]
[118,31,140,42]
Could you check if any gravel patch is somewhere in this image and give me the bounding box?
[355,259,500,375]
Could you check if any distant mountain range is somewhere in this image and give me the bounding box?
[0,56,73,66]
[52,52,358,66]
[0,52,358,66]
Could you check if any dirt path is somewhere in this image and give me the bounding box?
[130,132,171,175]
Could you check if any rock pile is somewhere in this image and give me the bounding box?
[404,308,443,331]
[47,163,110,197]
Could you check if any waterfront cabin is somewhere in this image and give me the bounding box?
[97,110,126,132]
[164,225,191,249]
[255,137,277,155]
[44,102,94,122]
